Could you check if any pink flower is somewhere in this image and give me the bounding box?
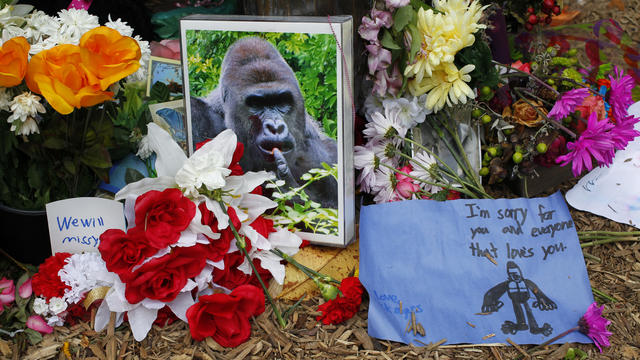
[18,277,32,299]
[26,315,54,334]
[556,111,616,176]
[0,278,15,311]
[150,39,181,60]
[366,44,392,75]
[386,0,410,9]
[578,302,612,353]
[395,165,420,199]
[373,64,402,98]
[609,115,640,151]
[511,60,531,74]
[548,88,590,121]
[608,66,635,121]
[358,9,393,44]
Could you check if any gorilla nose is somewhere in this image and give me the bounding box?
[264,119,287,135]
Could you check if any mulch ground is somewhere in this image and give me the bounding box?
[2,1,640,359]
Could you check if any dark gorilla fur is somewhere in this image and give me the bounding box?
[190,37,338,209]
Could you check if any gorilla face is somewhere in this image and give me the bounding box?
[219,37,307,168]
[245,88,296,162]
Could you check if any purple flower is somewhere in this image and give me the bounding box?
[386,0,410,9]
[610,115,640,150]
[608,66,635,121]
[366,44,392,75]
[578,302,612,353]
[548,88,590,121]
[373,64,402,98]
[358,9,393,44]
[556,111,616,176]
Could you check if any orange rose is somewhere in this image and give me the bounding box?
[0,37,30,87]
[79,26,141,91]
[576,95,606,121]
[25,44,114,115]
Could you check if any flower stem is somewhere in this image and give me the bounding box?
[493,61,560,95]
[578,230,640,237]
[580,238,640,248]
[514,326,580,359]
[219,201,286,328]
[0,248,29,273]
[270,248,339,284]
[379,162,478,199]
[592,287,618,303]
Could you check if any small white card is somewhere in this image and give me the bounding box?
[46,197,126,254]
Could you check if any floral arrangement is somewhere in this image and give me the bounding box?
[356,0,640,202]
[0,5,151,210]
[15,124,302,345]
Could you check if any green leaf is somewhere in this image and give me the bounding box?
[14,273,30,309]
[79,145,112,169]
[63,158,76,175]
[27,164,42,190]
[381,29,402,50]
[393,6,414,33]
[408,24,423,63]
[24,328,43,345]
[125,168,145,184]
[632,86,640,102]
[42,137,66,149]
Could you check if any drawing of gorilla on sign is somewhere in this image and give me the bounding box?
[184,27,343,236]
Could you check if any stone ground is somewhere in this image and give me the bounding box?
[2,1,640,359]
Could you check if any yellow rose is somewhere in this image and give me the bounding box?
[0,37,30,87]
[79,26,141,90]
[25,44,114,115]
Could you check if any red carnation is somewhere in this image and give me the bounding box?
[32,252,72,299]
[249,216,276,239]
[186,284,265,346]
[339,277,364,301]
[134,188,196,249]
[212,251,271,290]
[124,246,206,304]
[99,228,156,281]
[316,277,365,325]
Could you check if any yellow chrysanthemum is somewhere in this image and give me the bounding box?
[434,0,487,50]
[409,63,475,112]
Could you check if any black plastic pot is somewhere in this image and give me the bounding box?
[0,203,51,266]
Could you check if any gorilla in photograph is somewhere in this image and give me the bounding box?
[190,37,338,209]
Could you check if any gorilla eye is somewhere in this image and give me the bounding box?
[245,90,294,110]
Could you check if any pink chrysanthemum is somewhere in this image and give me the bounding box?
[556,111,616,176]
[608,66,635,121]
[610,115,640,151]
[578,302,612,353]
[548,88,590,121]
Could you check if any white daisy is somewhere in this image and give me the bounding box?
[410,150,441,193]
[56,8,99,44]
[7,92,45,129]
[12,117,40,136]
[354,139,390,193]
[363,111,405,141]
[372,164,399,203]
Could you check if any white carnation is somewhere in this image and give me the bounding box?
[48,297,68,314]
[33,297,49,315]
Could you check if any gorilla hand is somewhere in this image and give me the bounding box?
[532,298,557,311]
[273,148,299,188]
[481,300,504,313]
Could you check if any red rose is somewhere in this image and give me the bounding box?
[186,284,265,346]
[316,296,359,325]
[134,188,195,249]
[32,252,72,298]
[339,277,364,303]
[199,203,241,262]
[212,252,271,290]
[153,306,179,327]
[99,228,156,280]
[124,246,206,304]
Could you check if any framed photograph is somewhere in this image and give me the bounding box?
[180,15,354,247]
[148,99,188,154]
[146,56,183,98]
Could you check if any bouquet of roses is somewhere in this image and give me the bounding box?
[0,4,151,210]
[25,124,302,346]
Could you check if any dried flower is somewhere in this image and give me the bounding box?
[504,99,547,127]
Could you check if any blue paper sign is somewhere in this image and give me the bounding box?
[359,192,593,345]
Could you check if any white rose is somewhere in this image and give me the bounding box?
[33,297,48,315]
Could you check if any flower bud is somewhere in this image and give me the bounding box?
[315,278,339,301]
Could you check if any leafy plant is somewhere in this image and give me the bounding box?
[266,163,339,236]
[185,30,338,139]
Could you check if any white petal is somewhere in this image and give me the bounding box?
[238,193,277,222]
[114,176,177,201]
[253,251,286,284]
[167,292,195,322]
[187,204,220,240]
[240,224,271,251]
[268,228,303,256]
[146,123,188,178]
[174,229,198,247]
[225,171,274,196]
[205,197,228,230]
[128,305,159,341]
[191,129,237,168]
